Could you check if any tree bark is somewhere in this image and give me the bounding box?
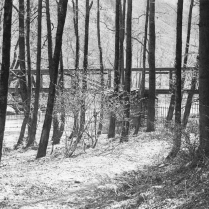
[167,0,183,159]
[198,0,209,157]
[97,0,105,136]
[0,0,13,162]
[36,0,68,158]
[146,0,156,132]
[120,0,132,142]
[108,0,120,139]
[27,0,43,147]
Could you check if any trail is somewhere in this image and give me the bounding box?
[0,132,170,209]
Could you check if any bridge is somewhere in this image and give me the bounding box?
[8,67,198,95]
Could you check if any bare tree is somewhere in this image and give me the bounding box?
[108,0,120,139]
[36,0,69,158]
[120,0,132,142]
[97,0,105,137]
[0,0,13,162]
[52,51,65,145]
[182,0,195,128]
[69,0,80,139]
[16,0,31,148]
[134,0,149,135]
[167,0,183,160]
[80,0,93,136]
[119,0,126,86]
[27,0,43,147]
[26,0,32,138]
[146,0,156,132]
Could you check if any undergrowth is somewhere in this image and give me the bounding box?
[80,152,209,209]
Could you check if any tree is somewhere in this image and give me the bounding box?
[0,0,13,162]
[26,0,32,138]
[27,0,43,147]
[182,0,195,128]
[52,51,65,145]
[45,0,53,80]
[134,0,149,135]
[36,0,68,158]
[146,0,156,132]
[16,0,31,148]
[198,0,209,157]
[97,0,105,136]
[69,0,80,139]
[120,0,132,142]
[108,0,120,139]
[119,0,126,86]
[80,0,93,137]
[167,0,183,160]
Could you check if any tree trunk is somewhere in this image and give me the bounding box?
[198,0,209,157]
[120,0,132,142]
[146,0,156,132]
[52,51,65,145]
[70,0,80,139]
[80,0,93,136]
[36,0,68,158]
[0,0,13,162]
[26,0,32,138]
[27,0,43,147]
[167,0,183,160]
[167,0,193,125]
[97,0,105,136]
[46,0,53,80]
[182,0,194,87]
[134,0,149,135]
[119,0,126,87]
[182,62,198,128]
[15,0,31,148]
[181,0,195,128]
[108,0,120,139]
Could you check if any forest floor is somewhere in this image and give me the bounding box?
[1,123,209,208]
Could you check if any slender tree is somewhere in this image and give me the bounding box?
[182,0,195,128]
[119,0,126,86]
[108,0,120,138]
[69,0,80,139]
[134,0,149,135]
[52,51,65,145]
[80,0,93,136]
[166,0,193,125]
[146,0,156,132]
[26,0,32,137]
[36,0,68,158]
[0,0,13,162]
[167,0,183,159]
[97,0,105,136]
[46,0,53,80]
[120,0,132,142]
[27,0,43,147]
[197,0,209,157]
[16,0,31,147]
[182,58,198,128]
